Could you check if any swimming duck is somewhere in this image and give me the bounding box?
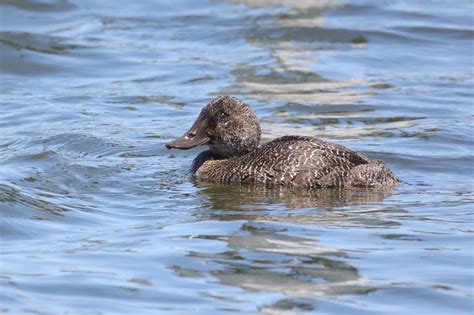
[166,96,400,188]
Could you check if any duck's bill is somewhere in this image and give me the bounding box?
[165,120,210,150]
[165,135,210,150]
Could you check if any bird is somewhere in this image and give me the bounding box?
[166,96,400,189]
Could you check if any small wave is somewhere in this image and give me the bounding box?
[396,26,474,36]
[0,182,71,215]
[0,31,81,55]
[1,0,76,12]
[31,133,125,158]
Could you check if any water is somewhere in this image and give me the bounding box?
[1,0,473,314]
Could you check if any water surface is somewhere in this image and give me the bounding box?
[1,0,473,314]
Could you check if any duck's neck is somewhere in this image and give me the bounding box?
[191,150,222,174]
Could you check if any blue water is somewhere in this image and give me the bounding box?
[1,0,473,314]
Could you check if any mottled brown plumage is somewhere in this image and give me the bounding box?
[166,96,400,189]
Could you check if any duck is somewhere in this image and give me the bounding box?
[166,96,400,189]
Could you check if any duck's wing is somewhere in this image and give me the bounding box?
[233,136,369,186]
[267,135,371,165]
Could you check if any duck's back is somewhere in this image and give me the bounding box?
[196,136,400,188]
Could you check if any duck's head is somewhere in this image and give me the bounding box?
[166,96,261,158]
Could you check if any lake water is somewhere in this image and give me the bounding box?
[1,0,473,314]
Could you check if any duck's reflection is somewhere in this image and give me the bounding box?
[196,180,395,210]
[215,223,367,297]
[169,220,376,309]
[166,183,400,309]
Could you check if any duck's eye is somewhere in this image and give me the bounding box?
[219,111,229,119]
